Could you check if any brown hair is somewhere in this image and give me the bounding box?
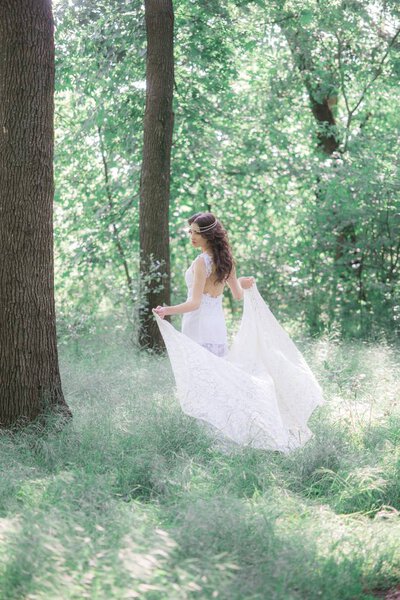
[188,212,234,283]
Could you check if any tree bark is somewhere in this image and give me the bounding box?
[0,0,70,426]
[139,0,174,351]
[283,28,340,155]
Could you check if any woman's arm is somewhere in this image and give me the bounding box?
[226,266,254,301]
[153,257,206,319]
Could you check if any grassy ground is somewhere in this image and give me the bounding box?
[0,331,399,599]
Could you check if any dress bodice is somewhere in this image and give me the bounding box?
[185,252,223,303]
[182,251,227,356]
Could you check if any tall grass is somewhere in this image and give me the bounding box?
[0,331,399,599]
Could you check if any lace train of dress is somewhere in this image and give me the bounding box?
[154,255,324,452]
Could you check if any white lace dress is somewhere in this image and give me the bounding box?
[181,252,228,357]
[154,254,324,453]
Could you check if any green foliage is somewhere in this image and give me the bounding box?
[54,0,145,318]
[53,0,400,340]
[0,335,399,598]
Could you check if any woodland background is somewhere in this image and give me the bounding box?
[53,0,400,345]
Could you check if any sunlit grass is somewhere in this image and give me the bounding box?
[0,332,399,599]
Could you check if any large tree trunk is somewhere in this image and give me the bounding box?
[139,0,174,351]
[0,0,70,426]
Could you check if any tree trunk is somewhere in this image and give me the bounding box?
[283,28,340,155]
[139,0,174,351]
[0,0,70,426]
[97,124,134,298]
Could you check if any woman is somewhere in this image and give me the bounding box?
[153,212,324,453]
[153,212,254,357]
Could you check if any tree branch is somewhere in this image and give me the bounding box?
[97,123,134,294]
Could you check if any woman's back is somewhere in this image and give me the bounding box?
[203,254,225,298]
[186,252,225,299]
[183,252,228,356]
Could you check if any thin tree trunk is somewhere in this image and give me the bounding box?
[280,23,364,327]
[139,0,174,351]
[0,0,70,426]
[97,124,134,297]
[283,29,340,155]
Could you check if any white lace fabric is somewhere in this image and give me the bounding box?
[198,252,213,279]
[154,257,324,452]
[181,252,228,355]
[200,342,228,357]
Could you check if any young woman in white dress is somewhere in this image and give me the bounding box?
[153,212,254,356]
[153,212,324,453]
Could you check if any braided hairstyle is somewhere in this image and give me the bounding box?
[188,212,235,283]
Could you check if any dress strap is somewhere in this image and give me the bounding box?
[200,252,213,278]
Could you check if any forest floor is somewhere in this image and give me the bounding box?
[0,330,399,599]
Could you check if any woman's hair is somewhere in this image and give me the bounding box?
[188,212,234,283]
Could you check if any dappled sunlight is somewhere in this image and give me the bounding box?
[0,516,20,548]
[1,334,399,597]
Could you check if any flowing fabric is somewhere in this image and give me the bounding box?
[154,254,324,453]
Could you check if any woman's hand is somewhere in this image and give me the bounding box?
[239,276,255,290]
[152,306,170,319]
